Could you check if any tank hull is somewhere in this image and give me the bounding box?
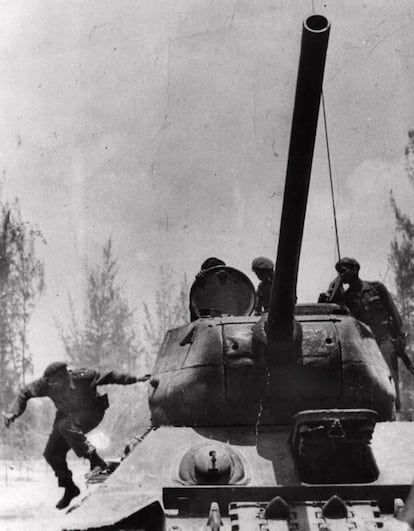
[63,422,414,530]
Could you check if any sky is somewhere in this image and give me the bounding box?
[1,0,414,376]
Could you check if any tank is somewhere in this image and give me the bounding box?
[64,14,414,531]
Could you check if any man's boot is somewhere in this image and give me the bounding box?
[56,479,80,510]
[88,449,108,472]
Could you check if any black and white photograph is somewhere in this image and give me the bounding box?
[1,1,414,529]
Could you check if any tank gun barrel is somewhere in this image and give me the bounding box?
[267,14,330,342]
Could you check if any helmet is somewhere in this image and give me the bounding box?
[43,361,68,379]
[252,257,274,271]
[200,257,226,270]
[335,257,360,273]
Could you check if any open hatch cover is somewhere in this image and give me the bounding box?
[190,266,255,318]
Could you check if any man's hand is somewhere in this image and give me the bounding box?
[136,374,151,383]
[3,413,15,429]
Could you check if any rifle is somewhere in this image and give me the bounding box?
[391,335,414,372]
[318,275,344,303]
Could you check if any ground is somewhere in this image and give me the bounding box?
[0,459,90,531]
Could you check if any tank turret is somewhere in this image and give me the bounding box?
[147,13,395,427]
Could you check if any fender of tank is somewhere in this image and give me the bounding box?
[62,14,413,531]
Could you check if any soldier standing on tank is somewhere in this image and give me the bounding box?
[251,257,274,314]
[3,361,150,510]
[319,257,414,407]
[190,257,226,321]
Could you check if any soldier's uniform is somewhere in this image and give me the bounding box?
[254,277,272,314]
[331,280,406,383]
[10,368,139,489]
[251,256,274,314]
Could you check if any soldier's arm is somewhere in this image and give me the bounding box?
[254,284,263,314]
[375,283,414,371]
[9,378,48,419]
[92,370,150,386]
[320,276,345,304]
[376,283,404,333]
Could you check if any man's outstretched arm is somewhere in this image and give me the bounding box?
[91,371,151,386]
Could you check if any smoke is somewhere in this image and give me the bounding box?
[88,431,111,451]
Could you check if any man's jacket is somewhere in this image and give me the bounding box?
[327,279,404,343]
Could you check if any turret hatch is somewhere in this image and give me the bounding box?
[190,266,255,318]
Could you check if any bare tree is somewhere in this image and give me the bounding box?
[390,131,414,343]
[0,200,46,458]
[58,238,142,373]
[389,130,414,416]
[0,200,45,411]
[389,193,414,336]
[142,265,190,365]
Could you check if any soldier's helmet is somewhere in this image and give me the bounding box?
[335,257,360,273]
[252,257,274,271]
[200,257,226,271]
[43,361,68,379]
